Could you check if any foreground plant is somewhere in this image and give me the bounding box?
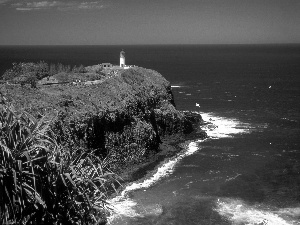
[0,104,119,224]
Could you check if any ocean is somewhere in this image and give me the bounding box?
[1,45,300,224]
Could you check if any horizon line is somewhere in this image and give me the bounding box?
[1,43,300,47]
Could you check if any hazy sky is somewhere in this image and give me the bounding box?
[0,0,299,45]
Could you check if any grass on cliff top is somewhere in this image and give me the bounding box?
[0,67,171,117]
[39,72,105,84]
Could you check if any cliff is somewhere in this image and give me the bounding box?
[0,67,206,171]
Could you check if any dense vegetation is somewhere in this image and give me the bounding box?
[0,100,119,224]
[1,62,100,87]
[0,66,206,224]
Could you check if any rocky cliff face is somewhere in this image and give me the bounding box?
[1,67,205,170]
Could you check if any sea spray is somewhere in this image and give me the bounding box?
[200,112,258,138]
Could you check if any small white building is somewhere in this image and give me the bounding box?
[101,63,113,69]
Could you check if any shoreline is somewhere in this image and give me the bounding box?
[116,133,186,184]
[107,128,207,223]
[114,120,207,189]
[112,110,208,191]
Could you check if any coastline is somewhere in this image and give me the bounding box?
[114,111,208,188]
[107,123,207,223]
[116,133,186,184]
[111,123,207,193]
[105,110,261,223]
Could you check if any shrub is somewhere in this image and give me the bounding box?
[72,65,86,73]
[0,104,119,224]
[2,61,49,82]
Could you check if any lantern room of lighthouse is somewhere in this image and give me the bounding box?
[120,50,125,67]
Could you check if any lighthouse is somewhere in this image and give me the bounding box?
[120,50,125,67]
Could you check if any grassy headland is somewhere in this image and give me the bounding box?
[0,63,206,224]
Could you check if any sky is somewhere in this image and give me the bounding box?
[0,0,299,45]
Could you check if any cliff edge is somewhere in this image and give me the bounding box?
[1,67,206,172]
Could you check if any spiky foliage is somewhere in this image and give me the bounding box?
[0,105,53,224]
[0,105,119,224]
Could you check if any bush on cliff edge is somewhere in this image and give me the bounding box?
[0,104,118,224]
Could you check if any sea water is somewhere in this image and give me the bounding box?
[1,45,300,224]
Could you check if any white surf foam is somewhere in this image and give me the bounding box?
[121,142,199,194]
[276,207,300,218]
[200,112,254,138]
[215,198,300,225]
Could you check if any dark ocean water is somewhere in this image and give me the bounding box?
[1,45,300,224]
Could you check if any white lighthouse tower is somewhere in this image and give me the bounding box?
[120,50,125,67]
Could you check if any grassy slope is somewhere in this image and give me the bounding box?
[1,67,171,116]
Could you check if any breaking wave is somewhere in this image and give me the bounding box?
[200,112,261,138]
[215,198,300,225]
